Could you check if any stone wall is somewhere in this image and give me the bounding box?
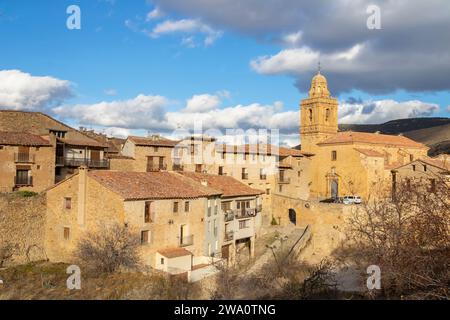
[271,194,353,264]
[0,193,47,266]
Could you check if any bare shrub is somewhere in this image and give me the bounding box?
[346,176,450,299]
[75,223,140,273]
[0,242,17,267]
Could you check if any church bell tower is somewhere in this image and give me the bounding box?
[300,69,338,153]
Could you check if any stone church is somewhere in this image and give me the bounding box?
[300,71,429,200]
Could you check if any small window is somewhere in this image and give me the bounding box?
[154,147,159,152]
[37,165,41,170]
[173,201,179,213]
[331,151,337,161]
[423,165,427,172]
[144,201,153,223]
[409,154,414,162]
[161,258,164,265]
[412,165,416,171]
[218,166,224,175]
[63,227,70,240]
[185,201,190,212]
[64,197,72,210]
[141,230,150,245]
[279,185,283,192]
[266,188,270,195]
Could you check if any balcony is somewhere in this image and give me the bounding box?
[224,231,234,242]
[277,176,291,184]
[15,176,33,187]
[64,158,110,169]
[179,235,194,247]
[224,210,235,222]
[15,153,35,163]
[235,208,257,219]
[146,164,167,172]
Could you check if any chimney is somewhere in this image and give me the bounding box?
[77,166,88,227]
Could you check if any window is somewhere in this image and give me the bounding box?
[412,165,416,171]
[410,154,414,162]
[64,197,72,210]
[279,185,283,193]
[154,147,159,152]
[266,188,270,195]
[298,171,301,177]
[325,108,330,122]
[239,220,249,229]
[173,201,179,213]
[309,109,313,123]
[141,230,150,245]
[185,201,190,212]
[144,201,153,223]
[423,165,427,172]
[160,258,165,265]
[242,168,248,180]
[196,164,203,173]
[218,166,224,175]
[331,151,337,161]
[63,227,70,240]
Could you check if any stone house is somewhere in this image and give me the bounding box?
[45,168,224,272]
[0,132,55,193]
[113,135,183,172]
[178,172,264,264]
[0,111,109,186]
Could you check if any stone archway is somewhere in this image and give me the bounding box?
[288,209,297,225]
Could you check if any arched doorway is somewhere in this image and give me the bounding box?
[330,180,339,199]
[288,209,297,225]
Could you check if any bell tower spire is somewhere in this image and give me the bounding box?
[300,69,338,153]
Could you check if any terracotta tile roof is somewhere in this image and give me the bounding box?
[128,135,180,147]
[420,157,449,171]
[385,161,403,170]
[88,171,222,200]
[179,172,264,198]
[216,144,312,157]
[158,248,193,258]
[57,137,106,148]
[354,148,385,157]
[392,157,450,172]
[0,131,51,146]
[318,131,428,149]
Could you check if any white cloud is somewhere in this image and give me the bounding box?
[146,7,164,21]
[282,31,302,47]
[104,89,117,96]
[53,94,169,130]
[339,100,440,124]
[250,44,364,76]
[0,70,72,111]
[150,18,223,46]
[184,94,221,113]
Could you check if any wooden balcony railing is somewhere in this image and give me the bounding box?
[179,235,194,247]
[235,208,257,219]
[14,153,35,163]
[64,158,110,168]
[15,176,33,186]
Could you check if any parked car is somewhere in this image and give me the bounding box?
[342,195,362,205]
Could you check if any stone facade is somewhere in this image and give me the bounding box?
[0,144,55,193]
[0,193,47,266]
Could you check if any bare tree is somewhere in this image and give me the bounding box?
[346,175,450,299]
[0,242,17,268]
[75,223,141,273]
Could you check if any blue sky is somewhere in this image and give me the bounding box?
[0,0,449,145]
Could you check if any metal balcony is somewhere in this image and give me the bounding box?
[224,231,234,242]
[235,208,257,219]
[224,210,235,222]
